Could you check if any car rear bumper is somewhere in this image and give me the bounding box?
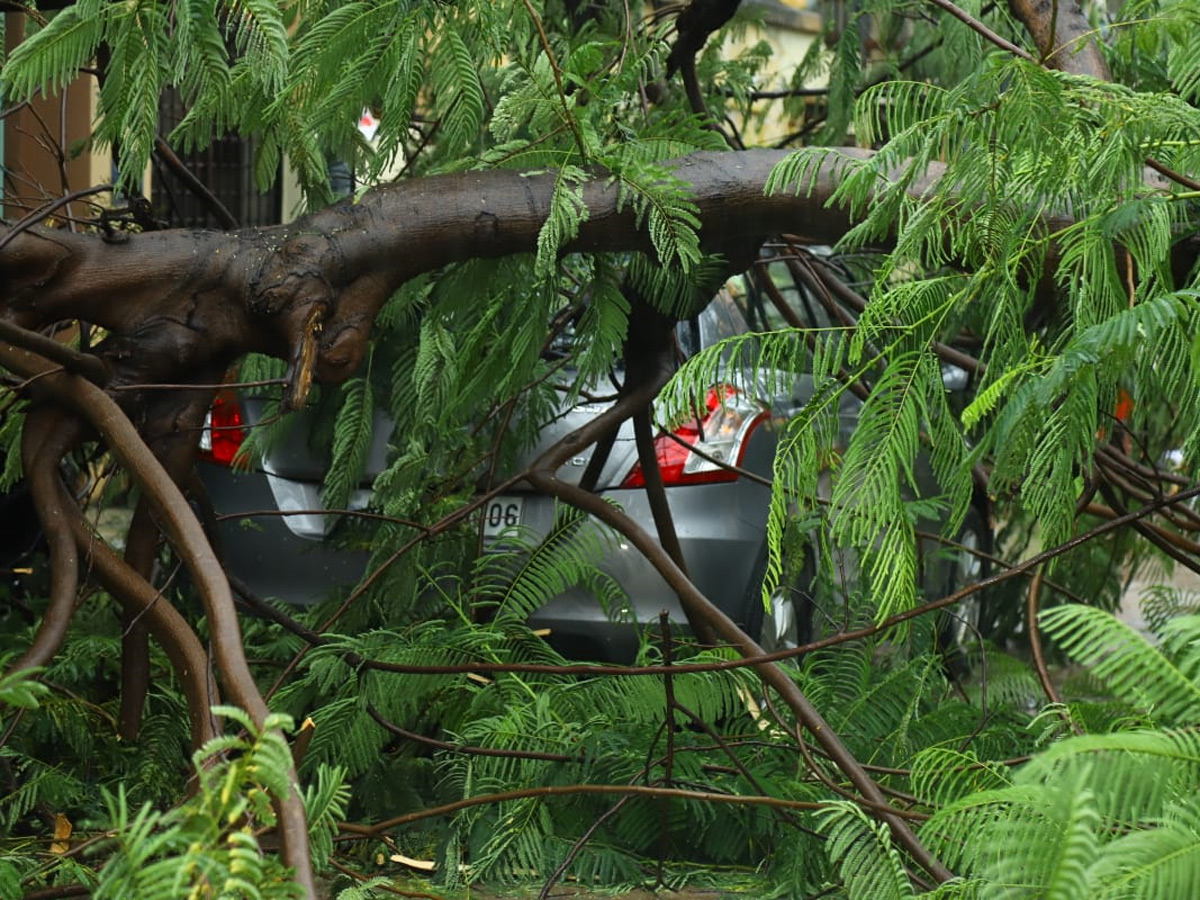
[200,463,770,660]
[198,462,370,605]
[518,482,770,659]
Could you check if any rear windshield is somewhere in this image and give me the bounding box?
[729,259,854,334]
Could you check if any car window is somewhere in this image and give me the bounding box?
[545,272,773,368]
[698,291,748,347]
[730,260,848,333]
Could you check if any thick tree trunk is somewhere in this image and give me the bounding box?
[2,150,850,383]
[9,146,1174,408]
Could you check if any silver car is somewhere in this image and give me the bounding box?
[197,258,988,661]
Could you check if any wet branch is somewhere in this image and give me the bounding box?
[0,340,316,896]
[11,407,83,671]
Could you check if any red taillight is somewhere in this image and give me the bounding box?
[199,392,246,466]
[620,386,767,488]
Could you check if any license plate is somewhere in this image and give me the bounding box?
[482,497,524,536]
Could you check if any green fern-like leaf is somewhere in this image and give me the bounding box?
[0,5,105,98]
[1090,794,1200,900]
[610,161,703,271]
[103,1,170,189]
[535,165,589,278]
[429,16,488,155]
[324,366,377,511]
[474,504,624,624]
[817,801,916,900]
[1040,605,1200,724]
[0,666,49,711]
[305,764,351,870]
[173,0,232,101]
[226,0,288,91]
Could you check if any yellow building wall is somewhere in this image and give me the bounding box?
[2,16,113,221]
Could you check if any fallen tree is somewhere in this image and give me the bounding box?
[4,0,1200,896]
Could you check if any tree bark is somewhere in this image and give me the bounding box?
[1007,0,1110,78]
[8,147,1181,412]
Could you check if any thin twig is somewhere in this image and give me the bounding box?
[340,783,825,837]
[1145,156,1200,192]
[1025,565,1061,705]
[656,612,676,887]
[0,186,111,253]
[367,705,577,763]
[521,0,587,156]
[924,0,1035,61]
[153,136,239,229]
[0,321,107,385]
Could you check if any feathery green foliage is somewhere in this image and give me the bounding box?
[92,707,310,899]
[323,361,376,511]
[916,604,1200,898]
[9,0,1200,895]
[818,802,916,900]
[1041,605,1200,724]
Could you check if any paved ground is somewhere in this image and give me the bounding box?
[1120,562,1200,634]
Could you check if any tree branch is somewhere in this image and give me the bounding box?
[927,0,1035,61]
[524,470,954,883]
[10,406,82,672]
[1006,0,1110,77]
[0,341,316,896]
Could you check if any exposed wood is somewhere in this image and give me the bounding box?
[1006,0,1110,77]
[6,148,1188,417]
